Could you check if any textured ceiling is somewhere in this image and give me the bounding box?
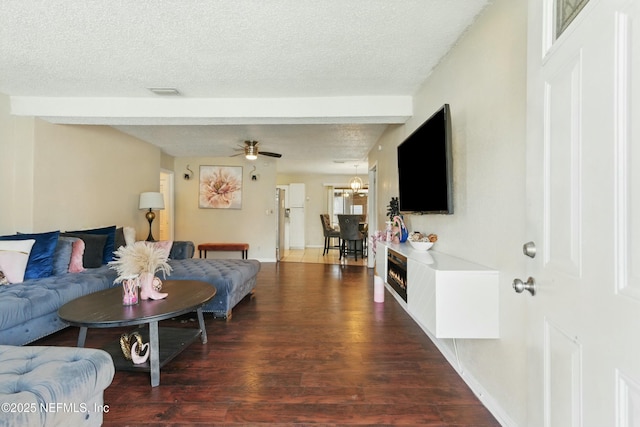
[0,0,489,174]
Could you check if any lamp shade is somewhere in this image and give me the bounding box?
[139,192,165,210]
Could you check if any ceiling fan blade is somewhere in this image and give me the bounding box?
[259,151,282,158]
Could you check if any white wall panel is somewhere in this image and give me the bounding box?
[545,320,582,427]
[543,55,583,278]
[615,7,640,300]
[616,370,640,427]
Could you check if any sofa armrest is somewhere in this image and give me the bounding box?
[169,241,195,259]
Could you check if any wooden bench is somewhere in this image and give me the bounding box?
[198,243,249,259]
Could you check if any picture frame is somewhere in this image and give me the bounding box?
[199,165,243,209]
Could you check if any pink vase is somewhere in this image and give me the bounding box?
[139,272,168,300]
[121,278,139,305]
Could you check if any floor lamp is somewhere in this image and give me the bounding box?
[139,192,165,242]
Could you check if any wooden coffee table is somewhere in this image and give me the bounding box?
[58,279,216,387]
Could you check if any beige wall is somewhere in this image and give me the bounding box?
[174,157,278,261]
[160,151,175,172]
[0,93,36,234]
[0,95,163,239]
[369,0,528,424]
[32,122,161,235]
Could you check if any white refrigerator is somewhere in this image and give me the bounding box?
[288,183,305,249]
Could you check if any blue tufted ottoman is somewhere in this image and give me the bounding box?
[0,345,114,427]
[167,258,260,319]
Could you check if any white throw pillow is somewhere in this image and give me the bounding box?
[0,239,36,284]
[123,227,136,246]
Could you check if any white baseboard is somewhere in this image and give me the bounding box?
[425,333,517,426]
[384,284,516,427]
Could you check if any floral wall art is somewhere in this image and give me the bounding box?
[199,166,243,209]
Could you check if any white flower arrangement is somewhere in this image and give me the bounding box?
[109,241,172,284]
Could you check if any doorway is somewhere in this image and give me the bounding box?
[159,170,174,241]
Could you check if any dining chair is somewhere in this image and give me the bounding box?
[320,214,341,255]
[337,214,365,261]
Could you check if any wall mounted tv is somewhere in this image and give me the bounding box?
[397,103,453,214]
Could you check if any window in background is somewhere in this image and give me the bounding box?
[332,188,368,226]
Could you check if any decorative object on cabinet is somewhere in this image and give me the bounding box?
[386,197,400,220]
[391,215,409,243]
[369,229,387,256]
[407,231,437,251]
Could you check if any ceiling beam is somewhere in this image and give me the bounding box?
[10,96,412,126]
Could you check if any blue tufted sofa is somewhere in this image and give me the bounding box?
[0,265,118,346]
[0,240,260,346]
[0,345,114,427]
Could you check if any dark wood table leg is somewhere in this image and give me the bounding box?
[197,308,207,344]
[149,321,160,387]
[77,326,88,347]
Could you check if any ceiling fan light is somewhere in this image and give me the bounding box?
[245,145,258,160]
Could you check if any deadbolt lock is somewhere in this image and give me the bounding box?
[522,241,536,258]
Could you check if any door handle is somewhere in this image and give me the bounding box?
[512,277,536,296]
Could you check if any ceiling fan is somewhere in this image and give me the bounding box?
[233,140,282,160]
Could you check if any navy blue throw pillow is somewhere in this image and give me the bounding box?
[66,225,117,264]
[61,232,108,268]
[0,230,61,279]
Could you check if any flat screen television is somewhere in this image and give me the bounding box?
[397,104,453,214]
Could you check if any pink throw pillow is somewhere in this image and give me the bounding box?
[148,241,173,260]
[0,239,36,283]
[68,238,86,273]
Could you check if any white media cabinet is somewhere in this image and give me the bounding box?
[376,241,499,339]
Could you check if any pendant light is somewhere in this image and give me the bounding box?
[349,165,363,194]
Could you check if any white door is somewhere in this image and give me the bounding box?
[526,0,640,425]
[289,183,305,207]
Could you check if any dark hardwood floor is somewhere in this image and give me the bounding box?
[34,262,500,426]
